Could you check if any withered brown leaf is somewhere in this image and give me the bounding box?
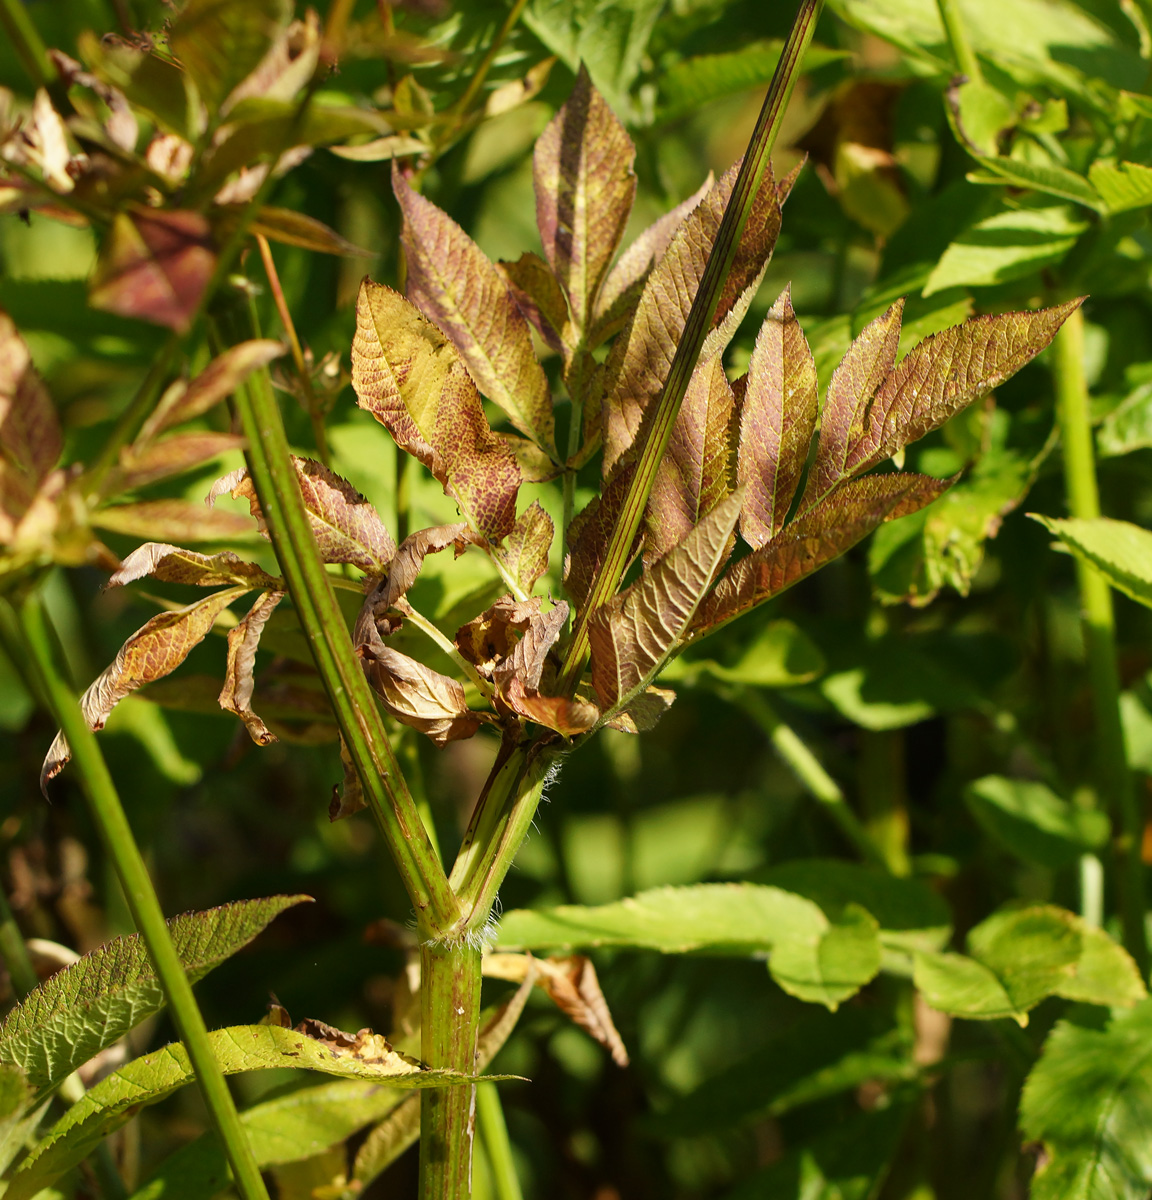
[0,308,62,486]
[109,542,279,589]
[219,589,285,745]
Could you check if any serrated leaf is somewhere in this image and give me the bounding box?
[695,473,952,636]
[0,896,308,1094]
[589,491,742,711]
[42,587,248,790]
[645,354,737,563]
[493,502,554,596]
[210,458,396,575]
[602,685,675,733]
[6,1022,479,1200]
[352,280,521,540]
[1021,1000,1152,1200]
[394,167,555,453]
[601,157,786,474]
[968,154,1103,209]
[0,308,61,485]
[89,210,216,334]
[533,65,636,338]
[93,500,259,543]
[563,459,639,611]
[738,286,819,547]
[498,252,573,357]
[1088,160,1152,214]
[109,543,279,590]
[0,1062,37,1178]
[1034,515,1152,609]
[219,590,285,745]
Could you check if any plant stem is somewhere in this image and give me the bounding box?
[1052,306,1149,975]
[857,730,911,877]
[208,290,460,937]
[419,941,483,1200]
[15,592,268,1200]
[0,0,54,91]
[934,0,983,82]
[557,0,823,694]
[476,1083,522,1200]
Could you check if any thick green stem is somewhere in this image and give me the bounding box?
[935,0,983,81]
[1053,307,1149,975]
[208,291,459,936]
[475,1083,522,1200]
[419,941,483,1200]
[557,0,823,694]
[15,593,268,1200]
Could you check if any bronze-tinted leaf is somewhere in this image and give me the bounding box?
[589,491,742,712]
[532,65,636,338]
[241,206,372,258]
[456,595,543,679]
[601,159,787,474]
[375,523,479,611]
[563,461,638,614]
[499,676,599,736]
[211,458,396,574]
[394,167,555,453]
[219,589,285,745]
[89,209,216,334]
[0,309,61,486]
[493,501,554,596]
[352,280,521,540]
[109,542,279,589]
[494,600,568,694]
[737,287,819,547]
[93,500,258,543]
[42,587,248,790]
[357,642,488,746]
[694,473,953,636]
[605,685,676,734]
[139,340,286,440]
[224,11,320,110]
[498,252,572,358]
[646,354,737,563]
[114,433,245,491]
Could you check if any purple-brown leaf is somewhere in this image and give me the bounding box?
[376,523,480,611]
[351,280,522,540]
[0,309,61,485]
[498,252,572,358]
[494,501,554,597]
[109,542,279,589]
[456,595,543,679]
[114,432,246,491]
[563,460,638,613]
[737,287,819,547]
[219,589,285,745]
[533,65,636,338]
[394,167,555,453]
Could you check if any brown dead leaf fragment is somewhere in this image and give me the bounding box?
[42,587,247,791]
[0,309,62,485]
[330,734,367,821]
[605,685,676,734]
[456,595,542,678]
[533,65,636,338]
[292,1018,425,1070]
[738,287,819,548]
[493,501,554,597]
[500,675,599,736]
[352,280,522,540]
[394,166,555,453]
[377,523,479,611]
[219,589,285,745]
[89,209,216,333]
[109,542,279,589]
[590,491,742,711]
[694,473,953,636]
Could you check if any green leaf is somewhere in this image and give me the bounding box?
[922,204,1088,295]
[0,1063,36,1177]
[770,902,883,1010]
[663,619,826,688]
[7,1023,483,1200]
[1098,370,1152,457]
[1033,516,1152,609]
[1021,1000,1152,1200]
[967,155,1103,210]
[964,774,1110,868]
[0,896,309,1094]
[1089,160,1152,214]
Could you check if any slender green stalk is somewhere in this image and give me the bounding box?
[726,688,885,869]
[557,0,823,694]
[934,0,983,82]
[476,1083,522,1200]
[857,730,911,877]
[208,291,459,936]
[1080,853,1104,928]
[1053,306,1149,975]
[15,593,269,1200]
[0,0,54,91]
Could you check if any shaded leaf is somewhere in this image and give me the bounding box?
[603,685,675,733]
[1089,160,1152,213]
[0,308,61,484]
[109,542,279,590]
[590,491,742,711]
[737,286,819,547]
[493,501,554,596]
[498,251,572,356]
[0,896,309,1094]
[219,590,285,745]
[94,499,259,543]
[663,619,825,689]
[114,432,246,491]
[967,153,1102,210]
[770,902,883,1010]
[352,280,521,540]
[1033,515,1152,610]
[241,206,372,257]
[563,459,638,612]
[329,134,427,162]
[533,65,636,338]
[89,210,216,334]
[394,167,555,453]
[42,587,248,790]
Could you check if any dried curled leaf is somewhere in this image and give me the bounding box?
[352,280,521,540]
[209,458,395,574]
[737,286,819,547]
[394,166,555,454]
[456,596,543,679]
[695,473,953,636]
[219,590,285,745]
[42,587,248,790]
[590,491,743,712]
[330,735,366,822]
[493,502,554,596]
[375,523,479,611]
[533,64,636,338]
[0,308,61,486]
[109,542,279,589]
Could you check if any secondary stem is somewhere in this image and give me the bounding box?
[934,0,983,81]
[16,593,269,1200]
[1052,305,1148,975]
[475,1083,523,1200]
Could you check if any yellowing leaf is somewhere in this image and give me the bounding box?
[493,501,554,596]
[109,542,279,589]
[533,65,636,338]
[589,491,742,712]
[42,587,248,790]
[0,308,61,485]
[737,286,819,547]
[219,590,285,745]
[394,167,555,453]
[604,685,676,733]
[352,280,522,540]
